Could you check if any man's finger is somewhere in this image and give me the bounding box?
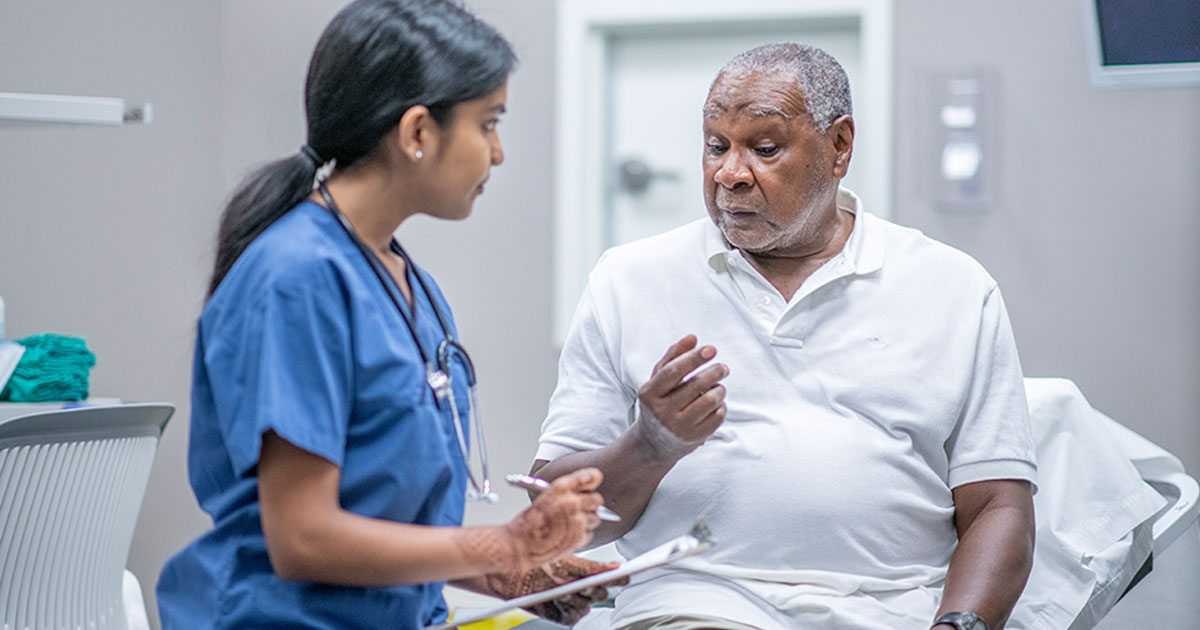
[663,363,728,409]
[689,401,728,437]
[643,344,718,398]
[652,334,697,374]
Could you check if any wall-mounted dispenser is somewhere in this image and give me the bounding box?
[927,67,1000,212]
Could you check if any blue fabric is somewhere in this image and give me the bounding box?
[157,202,472,630]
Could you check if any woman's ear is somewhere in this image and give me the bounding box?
[829,115,855,178]
[396,105,437,163]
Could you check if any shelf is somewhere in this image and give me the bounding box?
[0,91,151,126]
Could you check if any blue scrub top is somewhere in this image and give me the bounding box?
[158,201,473,630]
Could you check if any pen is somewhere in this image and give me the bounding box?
[505,473,622,522]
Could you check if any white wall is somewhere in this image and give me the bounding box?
[1,2,1197,628]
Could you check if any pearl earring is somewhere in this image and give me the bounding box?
[415,151,423,159]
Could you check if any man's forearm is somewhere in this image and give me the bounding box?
[937,480,1035,628]
[532,425,680,545]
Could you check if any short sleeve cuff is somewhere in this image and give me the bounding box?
[533,439,592,463]
[948,458,1038,493]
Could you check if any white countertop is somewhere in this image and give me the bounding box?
[0,398,122,422]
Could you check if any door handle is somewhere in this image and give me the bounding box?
[616,157,680,194]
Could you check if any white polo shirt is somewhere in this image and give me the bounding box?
[537,188,1036,630]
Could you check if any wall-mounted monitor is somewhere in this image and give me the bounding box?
[1082,0,1200,88]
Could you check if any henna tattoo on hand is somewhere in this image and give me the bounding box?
[483,556,624,626]
[503,497,583,567]
[456,526,521,574]
[456,491,592,574]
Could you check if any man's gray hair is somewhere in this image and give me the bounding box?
[715,42,852,133]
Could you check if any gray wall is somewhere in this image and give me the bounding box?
[216,0,564,535]
[0,1,222,625]
[1,1,1196,627]
[893,1,1200,473]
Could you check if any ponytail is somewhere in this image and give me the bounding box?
[207,152,317,298]
[205,0,515,299]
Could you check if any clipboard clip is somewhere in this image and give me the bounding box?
[667,514,717,560]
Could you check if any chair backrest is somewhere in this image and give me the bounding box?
[0,403,173,630]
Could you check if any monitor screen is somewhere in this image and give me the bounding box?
[1083,0,1200,87]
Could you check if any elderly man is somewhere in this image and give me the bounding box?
[532,43,1036,630]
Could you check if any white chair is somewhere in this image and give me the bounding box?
[0,403,173,630]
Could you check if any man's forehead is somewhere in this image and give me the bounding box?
[703,70,807,120]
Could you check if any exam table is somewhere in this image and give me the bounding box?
[447,378,1199,630]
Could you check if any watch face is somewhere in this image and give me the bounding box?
[937,612,986,630]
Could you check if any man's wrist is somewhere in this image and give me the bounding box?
[628,408,696,464]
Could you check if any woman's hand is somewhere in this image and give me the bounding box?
[485,556,629,625]
[456,468,605,573]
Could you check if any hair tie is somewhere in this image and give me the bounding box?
[300,144,324,167]
[301,144,337,189]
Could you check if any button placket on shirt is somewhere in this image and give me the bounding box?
[723,250,857,349]
[770,303,809,348]
[772,255,856,348]
[726,252,787,335]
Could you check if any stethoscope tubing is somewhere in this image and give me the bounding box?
[315,181,494,502]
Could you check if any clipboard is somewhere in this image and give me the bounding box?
[426,520,715,630]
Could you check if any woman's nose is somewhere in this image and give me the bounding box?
[491,135,505,166]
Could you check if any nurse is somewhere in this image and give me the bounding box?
[156,1,616,628]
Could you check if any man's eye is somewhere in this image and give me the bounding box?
[755,145,779,156]
[706,144,727,156]
[483,119,499,132]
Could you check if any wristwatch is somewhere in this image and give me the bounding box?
[933,612,988,630]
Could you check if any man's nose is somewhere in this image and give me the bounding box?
[713,150,752,189]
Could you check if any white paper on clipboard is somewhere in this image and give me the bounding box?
[425,531,714,630]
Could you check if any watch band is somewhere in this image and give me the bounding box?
[933,611,988,630]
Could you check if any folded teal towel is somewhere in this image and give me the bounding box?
[0,334,97,402]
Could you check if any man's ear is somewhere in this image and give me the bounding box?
[395,105,438,163]
[829,115,855,178]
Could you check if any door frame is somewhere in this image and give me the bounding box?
[554,0,894,344]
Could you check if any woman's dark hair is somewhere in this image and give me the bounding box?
[207,0,516,297]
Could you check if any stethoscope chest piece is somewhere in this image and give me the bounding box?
[426,365,453,404]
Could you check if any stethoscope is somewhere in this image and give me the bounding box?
[315,179,498,504]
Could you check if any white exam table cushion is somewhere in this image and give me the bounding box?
[1008,378,1167,630]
